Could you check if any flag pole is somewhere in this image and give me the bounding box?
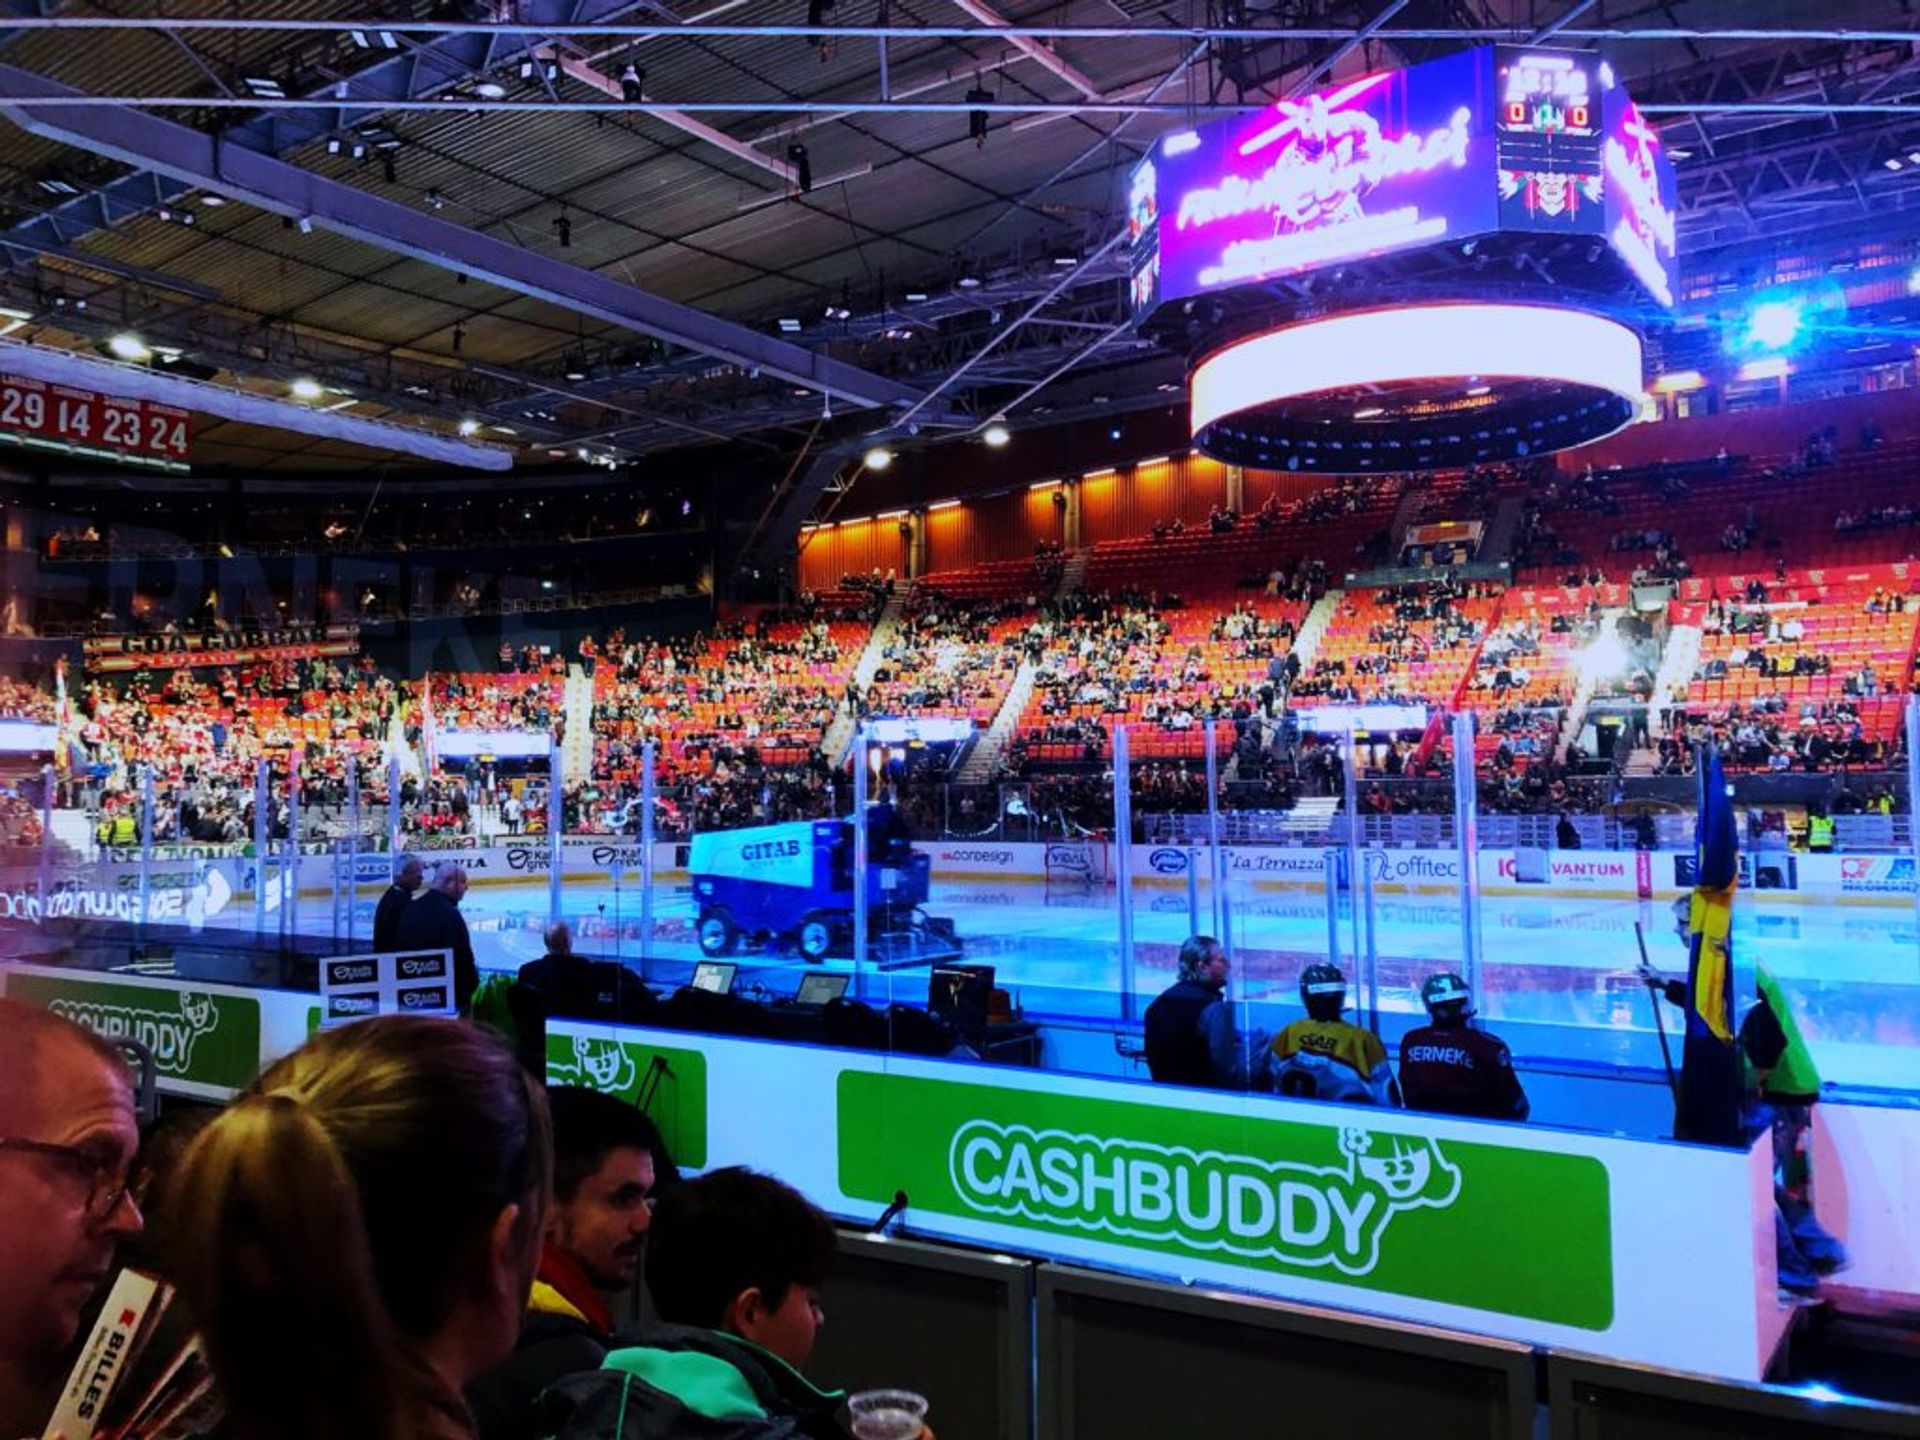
[1633,920,1680,1101]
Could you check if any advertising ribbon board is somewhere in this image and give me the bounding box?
[837,1070,1613,1330]
[4,969,261,1097]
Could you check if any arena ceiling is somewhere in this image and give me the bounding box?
[0,0,1917,478]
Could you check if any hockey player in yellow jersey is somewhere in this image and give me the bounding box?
[1269,963,1401,1106]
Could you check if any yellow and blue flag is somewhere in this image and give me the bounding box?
[1677,748,1744,1145]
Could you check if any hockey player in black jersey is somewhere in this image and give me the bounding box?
[1397,973,1530,1122]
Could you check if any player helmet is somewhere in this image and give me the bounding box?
[1299,962,1346,1016]
[1420,971,1473,1019]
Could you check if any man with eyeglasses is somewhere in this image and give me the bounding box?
[0,999,145,1438]
[469,1086,677,1440]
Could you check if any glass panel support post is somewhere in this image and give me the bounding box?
[1114,725,1137,1021]
[253,760,269,939]
[1450,708,1483,998]
[137,764,154,935]
[852,726,869,996]
[547,735,564,927]
[639,739,657,983]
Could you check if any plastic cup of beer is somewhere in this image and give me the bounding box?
[848,1388,929,1440]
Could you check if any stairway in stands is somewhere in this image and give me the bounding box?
[1055,549,1089,598]
[1551,606,1625,762]
[560,665,596,782]
[1223,588,1343,781]
[1482,495,1528,563]
[1648,622,1704,738]
[954,659,1038,782]
[821,593,905,760]
[1289,589,1343,675]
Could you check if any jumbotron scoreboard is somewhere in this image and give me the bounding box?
[1128,46,1679,473]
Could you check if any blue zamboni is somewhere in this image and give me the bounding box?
[688,807,961,965]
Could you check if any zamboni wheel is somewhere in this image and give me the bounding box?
[696,907,740,957]
[796,910,839,963]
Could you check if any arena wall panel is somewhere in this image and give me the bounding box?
[797,512,908,590]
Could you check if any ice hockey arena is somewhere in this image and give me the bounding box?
[1,4,1919,1437]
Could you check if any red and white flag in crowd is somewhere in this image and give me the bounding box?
[419,676,439,772]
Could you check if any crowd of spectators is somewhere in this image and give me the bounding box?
[0,676,55,722]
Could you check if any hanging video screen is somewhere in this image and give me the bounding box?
[1494,47,1604,233]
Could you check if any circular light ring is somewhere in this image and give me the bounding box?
[1190,303,1644,473]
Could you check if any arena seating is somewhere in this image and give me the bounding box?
[1668,567,1920,766]
[427,671,562,733]
[865,592,1026,725]
[591,612,864,779]
[22,437,1920,796]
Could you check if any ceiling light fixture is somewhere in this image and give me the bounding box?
[863,445,894,471]
[787,141,812,194]
[106,333,151,362]
[619,64,644,104]
[290,377,324,400]
[982,421,1011,447]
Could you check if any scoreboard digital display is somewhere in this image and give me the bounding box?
[1494,48,1603,232]
[1129,45,1679,318]
[0,373,191,470]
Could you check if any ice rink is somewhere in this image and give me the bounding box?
[262,867,1920,1094]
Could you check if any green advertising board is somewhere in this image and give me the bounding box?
[9,972,264,1093]
[839,1071,1612,1330]
[546,1029,710,1168]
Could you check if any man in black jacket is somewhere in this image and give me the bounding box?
[510,921,657,1073]
[468,1089,676,1440]
[1143,935,1262,1089]
[371,852,423,951]
[393,861,477,1013]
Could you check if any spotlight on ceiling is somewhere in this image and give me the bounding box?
[458,419,481,436]
[787,141,812,194]
[982,421,1011,448]
[619,64,644,103]
[290,377,324,400]
[106,333,151,362]
[553,213,573,248]
[863,445,894,471]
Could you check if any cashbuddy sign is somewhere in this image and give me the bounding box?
[7,971,262,1091]
[839,1072,1613,1329]
[545,1028,710,1168]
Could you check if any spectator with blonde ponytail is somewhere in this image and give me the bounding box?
[167,1017,552,1440]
